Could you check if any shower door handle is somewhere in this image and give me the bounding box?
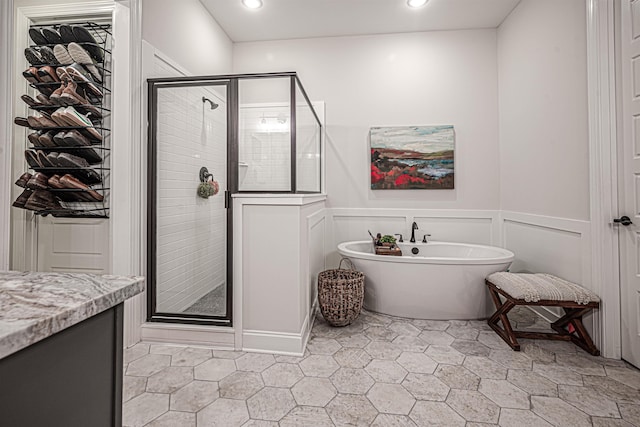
[224,191,231,209]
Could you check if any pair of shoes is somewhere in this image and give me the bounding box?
[49,78,89,106]
[12,189,33,209]
[55,174,103,202]
[53,43,102,82]
[56,63,103,98]
[29,27,63,45]
[49,106,102,141]
[22,66,59,83]
[25,150,55,169]
[24,46,58,66]
[15,172,32,188]
[26,114,58,129]
[23,190,64,212]
[55,25,104,62]
[25,172,49,190]
[50,152,90,169]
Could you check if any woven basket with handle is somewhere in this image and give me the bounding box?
[318,258,365,327]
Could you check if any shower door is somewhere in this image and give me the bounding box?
[147,80,234,325]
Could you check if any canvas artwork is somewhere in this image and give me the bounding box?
[370,125,454,189]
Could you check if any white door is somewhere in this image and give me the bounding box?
[619,0,640,368]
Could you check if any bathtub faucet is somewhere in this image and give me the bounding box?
[410,222,419,243]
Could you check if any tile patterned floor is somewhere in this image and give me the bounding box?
[123,308,640,426]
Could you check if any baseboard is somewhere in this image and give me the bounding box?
[243,303,317,356]
[140,322,234,349]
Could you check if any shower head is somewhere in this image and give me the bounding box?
[202,96,219,110]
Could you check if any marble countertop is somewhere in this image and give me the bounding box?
[0,271,144,360]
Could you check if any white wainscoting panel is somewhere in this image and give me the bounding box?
[327,209,499,268]
[500,211,593,333]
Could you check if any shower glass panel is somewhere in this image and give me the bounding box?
[238,78,291,192]
[147,72,321,326]
[295,80,321,192]
[148,81,231,324]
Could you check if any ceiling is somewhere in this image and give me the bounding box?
[201,0,522,43]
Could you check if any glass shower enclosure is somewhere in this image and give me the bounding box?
[147,72,321,325]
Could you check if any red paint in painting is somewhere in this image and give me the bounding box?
[394,174,428,186]
[371,164,384,184]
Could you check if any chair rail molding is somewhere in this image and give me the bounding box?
[586,0,621,359]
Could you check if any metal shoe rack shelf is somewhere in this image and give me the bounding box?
[21,22,111,218]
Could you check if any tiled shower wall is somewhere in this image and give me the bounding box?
[238,105,291,191]
[155,84,227,313]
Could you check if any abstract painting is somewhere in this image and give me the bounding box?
[370,125,454,189]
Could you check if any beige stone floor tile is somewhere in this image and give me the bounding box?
[507,368,558,397]
[307,337,342,355]
[122,393,169,427]
[498,409,552,427]
[124,375,147,403]
[371,413,418,426]
[409,401,465,427]
[401,373,450,401]
[299,354,340,377]
[479,378,530,409]
[193,357,236,381]
[146,366,193,394]
[169,380,219,412]
[279,406,334,427]
[445,389,500,424]
[397,351,438,374]
[246,387,296,421]
[365,359,408,383]
[197,398,249,427]
[330,367,375,394]
[326,394,378,426]
[170,347,212,367]
[530,396,592,427]
[236,353,276,373]
[261,362,304,387]
[559,384,621,418]
[126,354,171,377]
[367,383,416,415]
[291,377,337,407]
[145,410,195,427]
[333,347,372,368]
[434,364,480,390]
[219,371,264,400]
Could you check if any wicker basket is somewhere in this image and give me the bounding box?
[318,258,365,327]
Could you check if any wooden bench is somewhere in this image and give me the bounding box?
[485,272,600,356]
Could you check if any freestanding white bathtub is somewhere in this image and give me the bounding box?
[337,240,515,320]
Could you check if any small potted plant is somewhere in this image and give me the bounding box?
[377,234,397,247]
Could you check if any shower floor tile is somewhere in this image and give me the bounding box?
[123,307,638,427]
[182,285,226,316]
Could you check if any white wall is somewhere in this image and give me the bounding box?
[142,0,232,75]
[497,0,589,220]
[233,30,500,210]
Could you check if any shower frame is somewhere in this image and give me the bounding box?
[146,72,322,326]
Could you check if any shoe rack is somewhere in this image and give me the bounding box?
[13,21,111,218]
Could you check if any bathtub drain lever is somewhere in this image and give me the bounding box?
[422,234,431,243]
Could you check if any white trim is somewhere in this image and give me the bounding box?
[140,322,234,348]
[0,0,14,270]
[110,0,145,347]
[586,0,621,359]
[242,309,313,356]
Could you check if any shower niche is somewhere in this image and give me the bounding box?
[147,72,322,326]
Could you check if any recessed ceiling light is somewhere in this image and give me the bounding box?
[242,0,263,9]
[407,0,428,8]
